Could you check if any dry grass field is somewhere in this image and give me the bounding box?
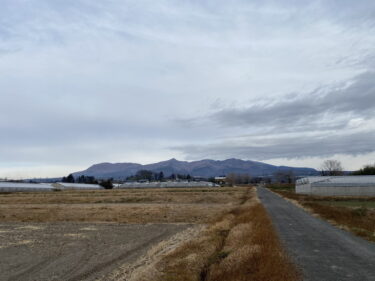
[131,187,300,281]
[0,187,244,223]
[0,187,300,281]
[268,184,375,242]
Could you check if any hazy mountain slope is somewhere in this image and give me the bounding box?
[73,158,318,179]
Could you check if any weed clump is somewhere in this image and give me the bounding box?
[352,207,368,217]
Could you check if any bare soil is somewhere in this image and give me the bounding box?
[0,222,192,281]
[0,187,248,281]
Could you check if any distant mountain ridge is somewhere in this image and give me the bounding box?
[73,158,318,179]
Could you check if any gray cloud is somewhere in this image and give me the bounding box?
[174,70,375,161]
[174,130,375,160]
[209,71,375,130]
[1,0,375,176]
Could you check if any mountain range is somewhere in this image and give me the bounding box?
[73,158,318,179]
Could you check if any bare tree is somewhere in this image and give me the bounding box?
[239,174,251,184]
[225,173,251,186]
[226,173,236,186]
[321,160,344,176]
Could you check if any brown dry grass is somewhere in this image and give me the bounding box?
[135,188,301,281]
[272,189,375,242]
[0,187,245,204]
[0,203,234,223]
[0,187,247,223]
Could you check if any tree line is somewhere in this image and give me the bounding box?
[61,174,113,189]
[125,170,192,181]
[352,164,375,175]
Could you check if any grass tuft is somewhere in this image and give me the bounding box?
[141,188,301,281]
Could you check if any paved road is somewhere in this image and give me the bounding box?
[257,187,375,281]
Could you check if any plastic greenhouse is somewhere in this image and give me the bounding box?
[296,176,375,196]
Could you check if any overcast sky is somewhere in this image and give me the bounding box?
[1,0,375,178]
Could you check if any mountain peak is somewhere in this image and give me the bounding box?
[72,158,318,179]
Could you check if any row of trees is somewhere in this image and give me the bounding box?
[225,171,295,186]
[61,174,113,189]
[226,173,251,186]
[352,164,375,175]
[125,170,192,181]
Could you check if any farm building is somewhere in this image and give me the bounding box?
[296,176,375,196]
[214,177,226,185]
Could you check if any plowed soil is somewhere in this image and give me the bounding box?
[0,222,192,281]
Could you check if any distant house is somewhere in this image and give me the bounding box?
[214,177,226,185]
[192,176,206,181]
[296,176,375,196]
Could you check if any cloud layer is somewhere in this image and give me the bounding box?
[174,70,375,161]
[211,71,375,129]
[1,0,375,177]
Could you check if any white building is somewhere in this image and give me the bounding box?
[296,176,375,196]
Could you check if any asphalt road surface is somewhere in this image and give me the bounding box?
[0,222,191,281]
[258,187,375,281]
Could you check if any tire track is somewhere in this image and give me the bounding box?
[66,231,169,281]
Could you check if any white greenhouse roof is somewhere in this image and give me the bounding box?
[297,176,375,187]
[56,183,102,189]
[0,182,54,192]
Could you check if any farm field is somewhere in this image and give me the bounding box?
[0,222,191,281]
[0,188,244,223]
[0,187,300,281]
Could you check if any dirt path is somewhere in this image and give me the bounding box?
[258,187,375,281]
[0,222,192,281]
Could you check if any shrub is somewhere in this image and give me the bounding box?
[100,180,113,189]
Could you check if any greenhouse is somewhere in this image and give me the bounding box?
[118,181,217,189]
[296,176,375,196]
[0,182,54,192]
[54,182,103,190]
